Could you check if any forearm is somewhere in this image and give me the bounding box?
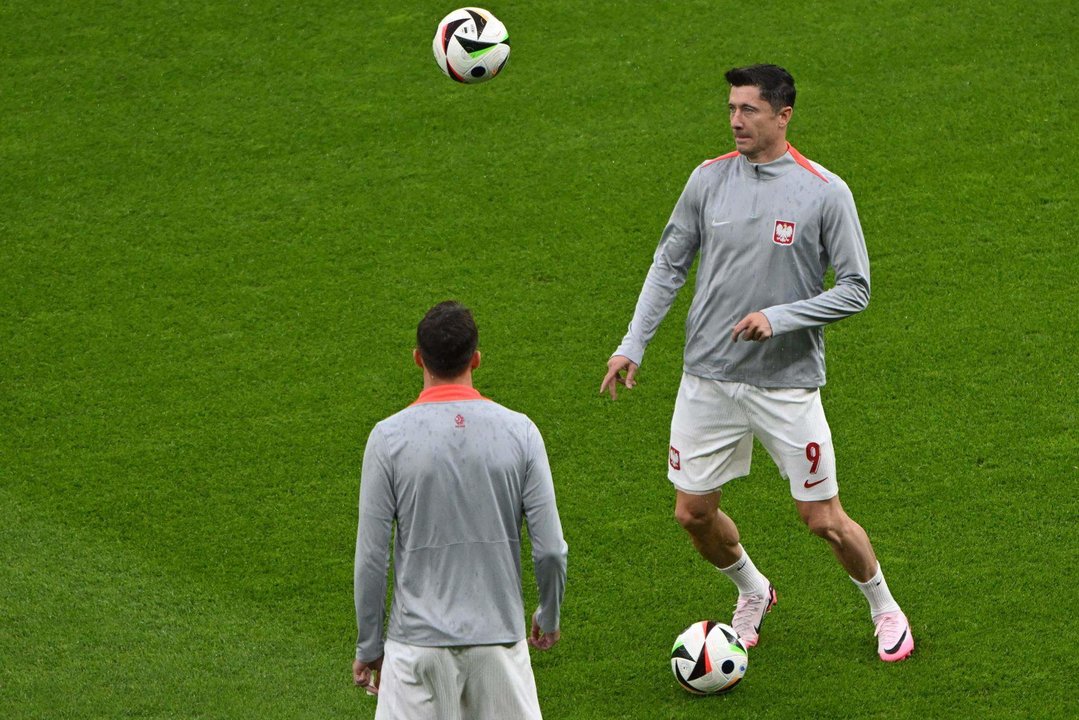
[354,552,390,661]
[615,257,689,364]
[533,540,568,632]
[761,277,870,335]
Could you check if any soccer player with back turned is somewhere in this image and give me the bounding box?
[601,65,913,661]
[353,301,568,719]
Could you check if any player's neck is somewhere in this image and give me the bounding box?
[745,140,789,165]
[423,370,474,390]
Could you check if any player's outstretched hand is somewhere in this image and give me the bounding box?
[529,610,561,650]
[353,656,383,696]
[731,312,773,343]
[600,355,639,400]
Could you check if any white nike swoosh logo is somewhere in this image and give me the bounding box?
[712,220,732,227]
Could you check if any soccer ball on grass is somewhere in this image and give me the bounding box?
[670,621,748,694]
[432,7,510,83]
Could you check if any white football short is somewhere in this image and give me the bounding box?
[375,638,542,720]
[668,373,838,501]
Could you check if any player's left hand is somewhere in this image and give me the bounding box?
[353,656,383,696]
[731,312,773,342]
[529,609,561,650]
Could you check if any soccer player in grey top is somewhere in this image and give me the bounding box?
[353,302,568,719]
[600,65,913,662]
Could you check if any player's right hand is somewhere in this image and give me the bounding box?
[600,355,638,400]
[353,657,383,696]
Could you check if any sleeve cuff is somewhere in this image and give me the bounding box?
[759,308,788,337]
[356,643,384,663]
[612,343,645,367]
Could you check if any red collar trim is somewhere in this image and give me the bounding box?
[786,143,829,183]
[410,385,486,406]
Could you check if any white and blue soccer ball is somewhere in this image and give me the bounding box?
[432,7,510,84]
[670,621,748,694]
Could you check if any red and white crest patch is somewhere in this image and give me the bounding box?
[773,220,796,245]
[669,445,681,471]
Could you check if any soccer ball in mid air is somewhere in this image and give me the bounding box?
[670,621,748,694]
[432,7,510,83]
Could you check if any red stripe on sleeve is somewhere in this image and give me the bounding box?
[701,150,740,168]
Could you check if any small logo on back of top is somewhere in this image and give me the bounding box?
[454,414,465,428]
[773,220,796,245]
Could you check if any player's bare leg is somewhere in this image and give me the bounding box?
[795,496,876,580]
[675,490,776,647]
[796,496,914,661]
[674,490,741,568]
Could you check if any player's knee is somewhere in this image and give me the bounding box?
[806,517,839,542]
[800,506,842,542]
[674,502,713,534]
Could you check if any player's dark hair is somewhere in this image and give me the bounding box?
[416,301,479,378]
[725,64,796,111]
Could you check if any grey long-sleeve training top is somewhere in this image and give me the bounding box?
[354,384,568,662]
[615,144,871,389]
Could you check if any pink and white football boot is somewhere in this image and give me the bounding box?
[874,611,915,662]
[731,583,777,648]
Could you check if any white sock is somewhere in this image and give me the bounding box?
[719,546,769,596]
[852,564,901,618]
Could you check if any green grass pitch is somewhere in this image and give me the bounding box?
[2,1,1076,718]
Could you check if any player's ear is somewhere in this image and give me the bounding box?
[413,349,424,368]
[470,351,481,370]
[778,105,793,128]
